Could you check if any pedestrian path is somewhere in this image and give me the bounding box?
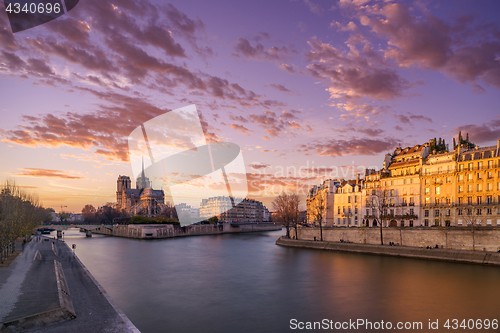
[0,236,139,332]
[0,238,39,322]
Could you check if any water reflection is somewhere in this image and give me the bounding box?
[62,228,499,332]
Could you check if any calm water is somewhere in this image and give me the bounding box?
[60,228,499,332]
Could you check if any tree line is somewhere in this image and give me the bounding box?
[0,180,51,263]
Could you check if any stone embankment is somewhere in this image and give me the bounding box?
[0,237,139,332]
[289,226,500,252]
[276,237,500,266]
[92,222,282,239]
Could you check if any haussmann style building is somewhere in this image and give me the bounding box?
[306,137,500,228]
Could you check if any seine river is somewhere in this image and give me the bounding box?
[61,228,499,333]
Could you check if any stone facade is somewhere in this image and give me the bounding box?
[306,138,500,228]
[289,226,500,252]
[199,196,270,223]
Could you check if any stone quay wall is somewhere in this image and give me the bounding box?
[92,223,282,239]
[289,226,500,252]
[276,237,500,266]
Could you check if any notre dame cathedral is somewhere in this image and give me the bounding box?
[116,161,165,217]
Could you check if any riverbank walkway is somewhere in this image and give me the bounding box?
[0,237,139,332]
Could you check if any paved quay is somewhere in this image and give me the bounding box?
[0,237,140,332]
[276,237,500,266]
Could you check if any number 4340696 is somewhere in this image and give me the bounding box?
[5,2,61,14]
[444,319,498,330]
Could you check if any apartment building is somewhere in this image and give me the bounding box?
[306,179,339,226]
[456,143,500,227]
[199,196,270,223]
[306,138,500,228]
[333,179,363,227]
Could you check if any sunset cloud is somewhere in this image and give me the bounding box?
[233,37,291,62]
[305,37,410,100]
[17,168,85,179]
[299,138,397,157]
[359,2,500,90]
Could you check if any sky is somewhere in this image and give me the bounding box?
[0,0,499,213]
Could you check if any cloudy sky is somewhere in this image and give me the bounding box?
[0,0,499,212]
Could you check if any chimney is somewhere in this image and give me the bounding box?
[356,174,360,184]
[497,139,500,149]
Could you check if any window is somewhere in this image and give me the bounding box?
[459,164,464,171]
[338,218,341,225]
[435,198,440,205]
[487,171,493,179]
[458,209,463,216]
[467,197,472,205]
[487,195,493,204]
[477,172,482,180]
[338,207,340,214]
[424,210,429,217]
[488,160,493,169]
[366,209,369,216]
[487,208,492,215]
[410,209,414,215]
[478,161,483,169]
[477,196,482,205]
[458,219,462,225]
[487,183,492,191]
[425,197,430,205]
[409,178,413,184]
[458,197,463,205]
[477,183,482,191]
[424,219,429,226]
[435,187,440,195]
[355,207,358,214]
[467,174,473,181]
[425,187,430,194]
[409,197,414,203]
[477,208,482,215]
[468,185,473,192]
[468,163,473,171]
[458,174,464,181]
[445,209,451,216]
[434,210,440,217]
[424,179,429,185]
[446,177,451,183]
[459,185,463,193]
[348,197,351,203]
[354,196,357,203]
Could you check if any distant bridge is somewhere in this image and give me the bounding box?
[38,224,114,237]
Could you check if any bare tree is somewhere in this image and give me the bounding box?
[464,207,483,251]
[272,192,300,239]
[0,180,46,263]
[82,204,97,223]
[369,187,389,245]
[308,190,328,241]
